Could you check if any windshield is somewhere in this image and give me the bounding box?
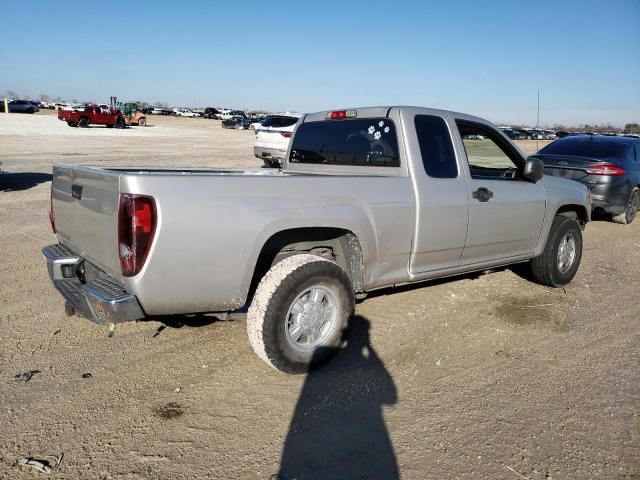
[290,118,400,167]
[539,139,630,159]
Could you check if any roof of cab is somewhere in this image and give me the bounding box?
[303,106,493,126]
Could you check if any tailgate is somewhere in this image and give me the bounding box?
[256,128,289,147]
[52,165,122,278]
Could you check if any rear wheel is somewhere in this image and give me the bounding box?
[612,187,640,225]
[77,117,89,128]
[262,159,279,168]
[529,216,583,287]
[114,117,125,129]
[138,118,146,126]
[247,254,354,374]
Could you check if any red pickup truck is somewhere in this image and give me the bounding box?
[58,105,126,128]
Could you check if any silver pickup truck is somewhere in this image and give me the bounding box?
[44,106,591,373]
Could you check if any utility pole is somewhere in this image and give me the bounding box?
[536,90,540,151]
[536,90,541,127]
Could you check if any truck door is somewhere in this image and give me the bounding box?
[453,119,546,264]
[401,110,470,274]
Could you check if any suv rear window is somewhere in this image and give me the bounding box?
[290,118,400,167]
[262,116,299,128]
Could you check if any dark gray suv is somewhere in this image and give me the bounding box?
[532,135,640,224]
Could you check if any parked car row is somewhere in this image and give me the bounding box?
[500,127,556,140]
[144,106,270,121]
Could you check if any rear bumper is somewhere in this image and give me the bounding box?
[43,244,145,325]
[589,180,632,215]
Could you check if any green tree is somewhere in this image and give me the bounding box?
[623,123,640,134]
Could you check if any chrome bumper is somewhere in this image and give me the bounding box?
[43,244,145,325]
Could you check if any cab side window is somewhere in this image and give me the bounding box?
[414,115,457,178]
[456,121,523,179]
[634,143,640,162]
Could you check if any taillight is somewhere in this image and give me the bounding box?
[585,164,626,176]
[118,194,156,277]
[49,186,56,233]
[280,132,292,138]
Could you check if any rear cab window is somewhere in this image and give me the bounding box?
[290,118,400,167]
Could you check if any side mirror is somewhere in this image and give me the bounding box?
[523,157,544,182]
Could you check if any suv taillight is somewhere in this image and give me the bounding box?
[280,132,292,138]
[49,186,56,233]
[118,194,156,277]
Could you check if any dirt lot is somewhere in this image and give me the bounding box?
[0,112,638,479]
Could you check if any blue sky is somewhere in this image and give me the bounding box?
[1,0,638,126]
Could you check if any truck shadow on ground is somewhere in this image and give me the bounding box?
[149,313,221,337]
[363,266,511,301]
[275,315,399,480]
[0,172,52,192]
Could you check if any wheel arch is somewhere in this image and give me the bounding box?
[246,227,364,304]
[534,203,589,257]
[555,204,589,226]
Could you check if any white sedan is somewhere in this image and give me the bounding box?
[174,109,197,117]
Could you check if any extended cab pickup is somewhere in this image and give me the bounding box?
[44,106,591,373]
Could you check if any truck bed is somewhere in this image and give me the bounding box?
[51,164,414,315]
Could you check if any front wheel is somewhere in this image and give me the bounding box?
[247,254,355,374]
[77,117,89,128]
[114,117,125,129]
[529,216,583,287]
[612,187,640,225]
[138,118,147,126]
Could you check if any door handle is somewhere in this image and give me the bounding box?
[472,187,493,202]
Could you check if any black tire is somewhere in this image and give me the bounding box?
[529,216,583,287]
[262,159,280,168]
[77,117,89,128]
[114,117,125,129]
[247,254,355,374]
[612,187,640,225]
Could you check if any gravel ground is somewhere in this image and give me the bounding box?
[0,112,638,479]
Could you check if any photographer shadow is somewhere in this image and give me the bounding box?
[276,315,398,480]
